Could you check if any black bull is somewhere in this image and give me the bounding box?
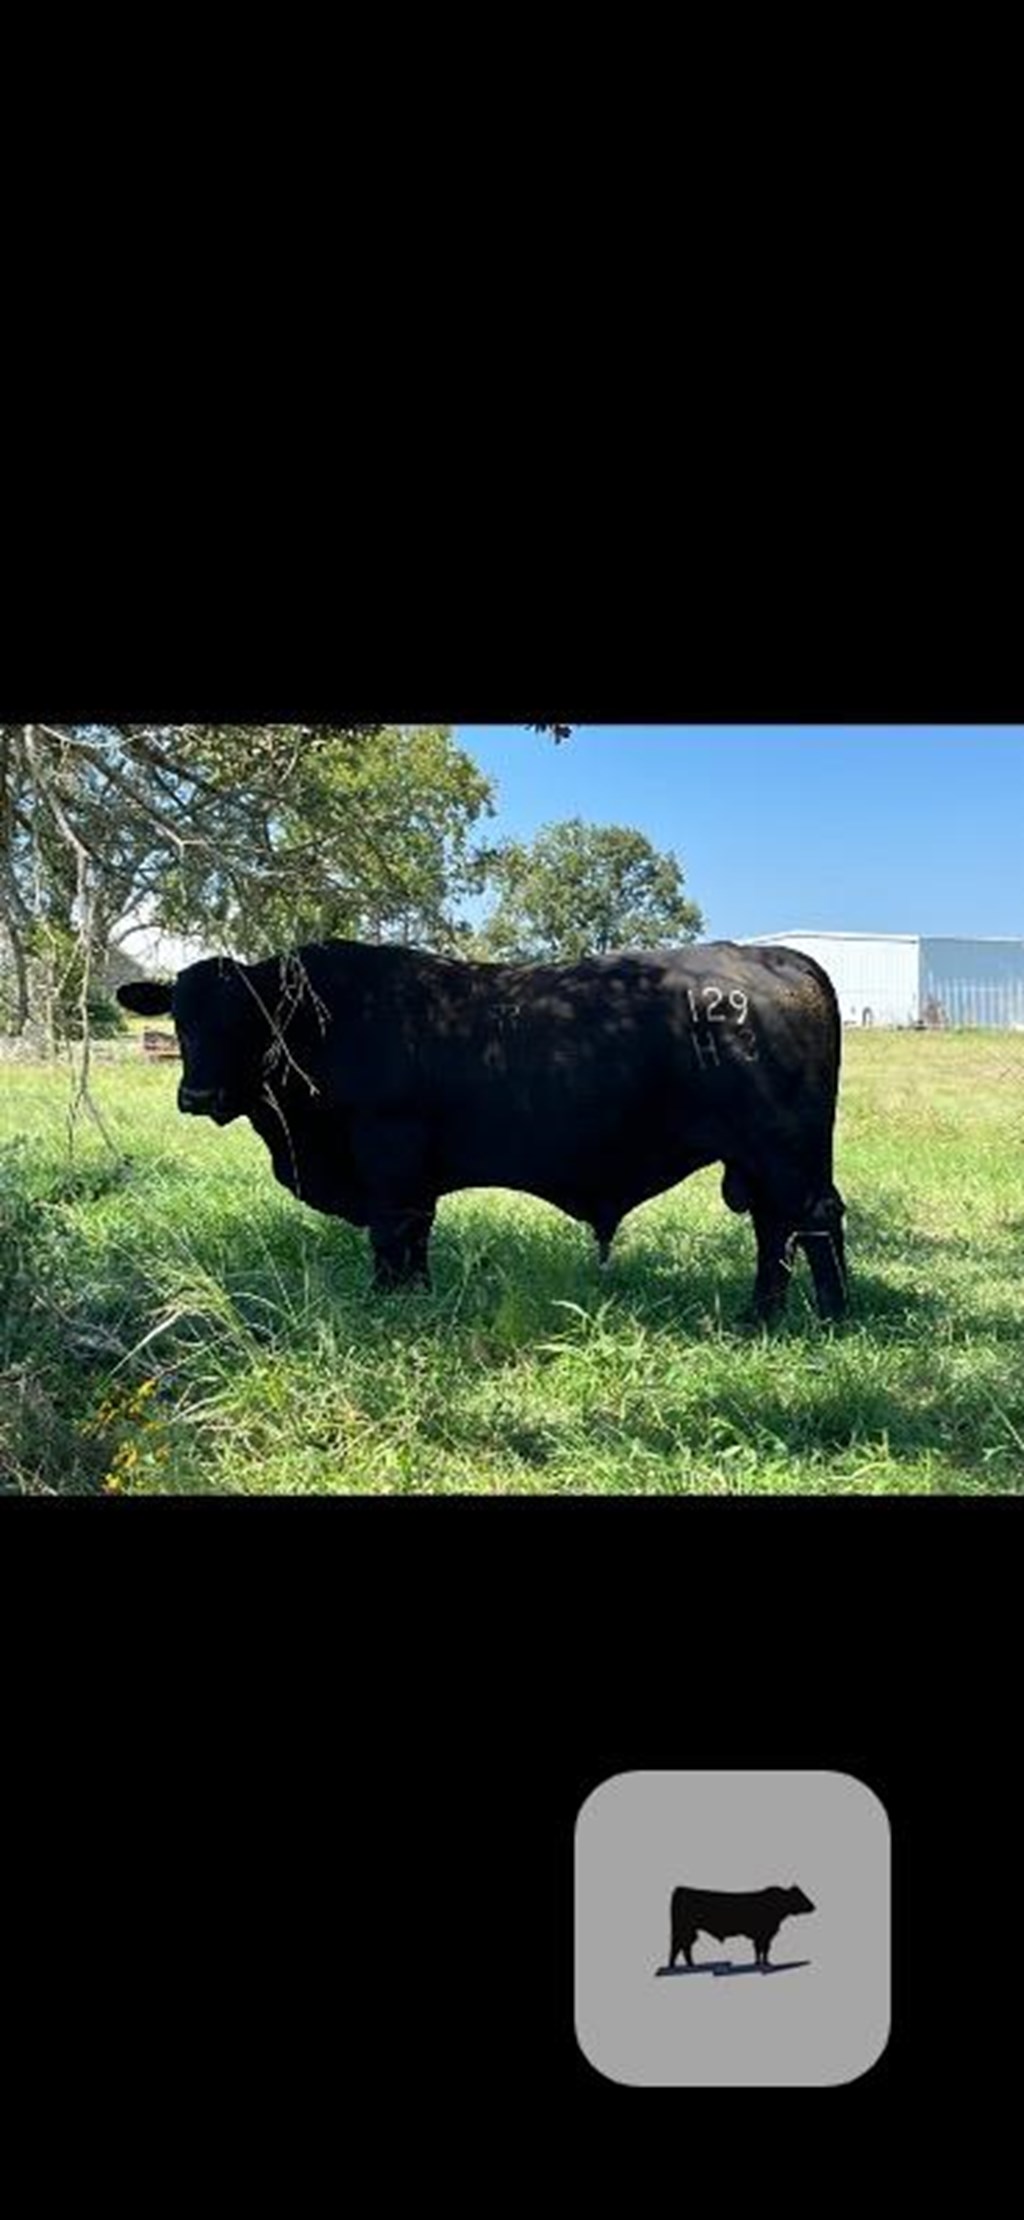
[669,1884,816,1968]
[117,938,847,1320]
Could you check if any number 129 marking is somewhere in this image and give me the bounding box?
[687,986,750,1024]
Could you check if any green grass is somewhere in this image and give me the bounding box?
[3,1031,1024,1494]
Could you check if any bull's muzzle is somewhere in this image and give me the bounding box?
[178,1085,228,1120]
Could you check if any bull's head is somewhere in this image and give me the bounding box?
[117,959,265,1126]
[786,1885,815,1915]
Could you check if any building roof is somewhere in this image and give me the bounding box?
[742,930,1024,946]
[741,930,919,944]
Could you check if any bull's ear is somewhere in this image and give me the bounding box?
[116,979,174,1017]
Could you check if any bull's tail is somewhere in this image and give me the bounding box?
[792,947,843,1154]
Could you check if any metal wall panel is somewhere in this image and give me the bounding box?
[919,938,1024,1029]
[739,934,920,1027]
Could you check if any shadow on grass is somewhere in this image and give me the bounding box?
[410,1362,1020,1487]
[20,1138,995,1348]
[4,1183,981,1382]
[610,1196,1024,1346]
[5,1157,1022,1492]
[605,1251,954,1344]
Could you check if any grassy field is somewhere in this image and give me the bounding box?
[2,1031,1023,1494]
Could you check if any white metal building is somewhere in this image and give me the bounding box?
[738,931,1024,1029]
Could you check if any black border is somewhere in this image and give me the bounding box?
[6,1495,1018,2137]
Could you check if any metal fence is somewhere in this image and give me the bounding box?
[0,1035,149,1063]
[920,979,1024,1030]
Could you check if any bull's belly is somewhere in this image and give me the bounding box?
[251,1092,739,1228]
[435,1140,718,1222]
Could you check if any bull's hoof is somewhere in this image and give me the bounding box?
[740,1306,784,1332]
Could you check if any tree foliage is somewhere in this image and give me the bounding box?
[151,724,496,957]
[0,720,608,1050]
[0,724,496,1035]
[472,817,703,963]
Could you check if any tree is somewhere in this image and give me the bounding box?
[149,724,496,958]
[0,722,580,1040]
[471,818,704,963]
[0,724,497,1037]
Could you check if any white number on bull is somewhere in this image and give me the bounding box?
[688,985,751,1024]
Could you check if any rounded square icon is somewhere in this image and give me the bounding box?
[575,1770,890,2088]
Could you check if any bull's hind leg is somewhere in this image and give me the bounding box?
[670,1929,697,1970]
[798,1185,848,1321]
[725,1166,794,1324]
[746,1168,847,1325]
[748,1204,795,1324]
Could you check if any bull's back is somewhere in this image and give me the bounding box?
[673,1886,774,1929]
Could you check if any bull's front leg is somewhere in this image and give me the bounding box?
[350,1113,436,1293]
[369,1204,436,1290]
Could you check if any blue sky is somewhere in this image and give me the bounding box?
[455,728,1024,941]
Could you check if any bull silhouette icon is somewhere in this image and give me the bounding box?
[656,1883,815,1977]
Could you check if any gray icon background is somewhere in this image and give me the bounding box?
[575,1769,890,2087]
